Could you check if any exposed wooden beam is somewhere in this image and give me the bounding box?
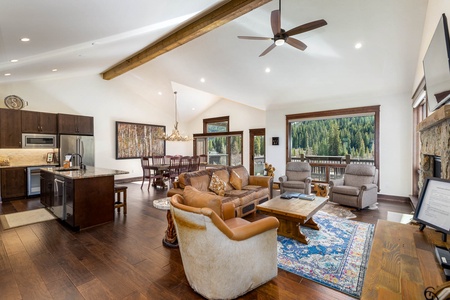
[101,0,271,80]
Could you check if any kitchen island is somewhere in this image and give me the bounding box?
[40,166,128,230]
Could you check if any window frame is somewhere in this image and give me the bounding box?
[203,116,229,133]
[285,105,380,170]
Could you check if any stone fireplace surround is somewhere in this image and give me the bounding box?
[418,105,450,192]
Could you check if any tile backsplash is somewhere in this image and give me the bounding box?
[0,149,59,166]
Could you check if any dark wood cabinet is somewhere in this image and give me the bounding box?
[22,111,57,134]
[1,167,26,199]
[58,113,94,135]
[40,170,113,230]
[0,109,22,148]
[40,171,54,207]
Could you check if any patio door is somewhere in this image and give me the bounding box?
[249,128,265,175]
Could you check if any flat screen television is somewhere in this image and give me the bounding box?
[413,177,450,270]
[423,13,450,112]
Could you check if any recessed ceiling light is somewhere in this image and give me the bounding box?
[200,78,205,83]
[265,67,271,73]
[52,69,58,72]
[158,91,162,95]
[20,37,30,42]
[4,73,11,76]
[192,108,195,111]
[10,59,18,63]
[355,43,362,49]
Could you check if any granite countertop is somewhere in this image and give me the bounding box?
[0,163,59,169]
[41,166,128,179]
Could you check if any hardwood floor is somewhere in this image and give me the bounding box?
[0,183,413,300]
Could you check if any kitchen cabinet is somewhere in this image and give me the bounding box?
[40,167,120,230]
[22,111,57,134]
[1,167,26,199]
[0,108,22,148]
[40,171,54,207]
[58,113,94,135]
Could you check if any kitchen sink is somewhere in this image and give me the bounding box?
[53,167,81,172]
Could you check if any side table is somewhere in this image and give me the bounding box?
[153,198,178,248]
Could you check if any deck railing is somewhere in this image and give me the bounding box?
[291,154,375,183]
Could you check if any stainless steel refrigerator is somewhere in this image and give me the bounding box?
[59,135,95,167]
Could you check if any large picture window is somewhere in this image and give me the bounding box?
[286,106,379,182]
[193,131,243,166]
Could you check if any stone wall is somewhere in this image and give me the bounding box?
[418,105,450,191]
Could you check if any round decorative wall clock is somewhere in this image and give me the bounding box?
[4,95,27,110]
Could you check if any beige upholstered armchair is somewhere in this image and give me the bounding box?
[279,162,312,194]
[329,164,378,209]
[170,187,279,300]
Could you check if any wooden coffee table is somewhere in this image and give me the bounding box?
[256,195,328,244]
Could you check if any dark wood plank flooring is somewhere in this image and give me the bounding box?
[0,183,413,300]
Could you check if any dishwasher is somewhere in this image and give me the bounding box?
[51,176,66,220]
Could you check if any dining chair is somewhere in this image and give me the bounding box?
[152,155,165,165]
[164,155,173,165]
[179,156,191,174]
[165,156,181,185]
[199,154,207,169]
[141,156,163,190]
[188,156,200,172]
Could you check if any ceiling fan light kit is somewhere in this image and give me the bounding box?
[238,0,327,56]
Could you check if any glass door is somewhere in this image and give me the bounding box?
[249,129,265,175]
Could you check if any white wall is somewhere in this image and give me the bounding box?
[266,92,412,197]
[0,74,192,180]
[187,98,266,169]
[0,73,412,196]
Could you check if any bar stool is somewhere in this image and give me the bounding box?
[114,185,128,214]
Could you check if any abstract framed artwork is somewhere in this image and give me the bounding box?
[116,121,166,159]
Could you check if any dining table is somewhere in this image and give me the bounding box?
[150,164,169,189]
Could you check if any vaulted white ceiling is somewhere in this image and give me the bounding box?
[0,0,428,121]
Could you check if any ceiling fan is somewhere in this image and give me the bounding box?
[238,0,327,57]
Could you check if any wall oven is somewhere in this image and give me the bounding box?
[27,166,46,196]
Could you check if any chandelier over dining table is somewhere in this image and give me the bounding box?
[156,91,192,141]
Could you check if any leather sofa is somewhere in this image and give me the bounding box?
[167,165,273,217]
[170,191,279,299]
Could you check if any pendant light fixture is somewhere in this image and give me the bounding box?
[156,91,191,141]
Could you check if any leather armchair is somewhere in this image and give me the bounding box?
[279,162,312,194]
[170,193,279,299]
[329,164,378,209]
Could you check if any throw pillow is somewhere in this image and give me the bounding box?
[212,169,233,191]
[229,170,243,190]
[209,173,226,196]
[230,166,249,187]
[183,186,223,218]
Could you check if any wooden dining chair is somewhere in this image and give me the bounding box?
[199,154,207,169]
[141,156,163,190]
[164,156,181,185]
[152,155,165,165]
[188,156,200,172]
[179,156,191,174]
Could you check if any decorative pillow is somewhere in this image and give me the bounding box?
[209,173,227,196]
[230,166,249,187]
[183,186,223,217]
[229,170,243,190]
[213,169,233,191]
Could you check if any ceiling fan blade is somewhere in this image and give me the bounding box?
[286,37,307,51]
[259,43,276,57]
[238,36,272,40]
[285,19,327,37]
[271,10,281,35]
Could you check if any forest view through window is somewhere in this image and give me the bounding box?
[290,115,375,159]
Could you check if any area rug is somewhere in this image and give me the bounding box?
[0,208,56,230]
[277,211,374,298]
[322,202,357,219]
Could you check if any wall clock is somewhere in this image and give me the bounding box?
[4,95,27,110]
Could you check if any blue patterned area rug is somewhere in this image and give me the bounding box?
[277,211,375,299]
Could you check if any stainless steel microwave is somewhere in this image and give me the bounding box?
[22,134,57,149]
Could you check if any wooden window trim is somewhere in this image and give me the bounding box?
[203,116,229,133]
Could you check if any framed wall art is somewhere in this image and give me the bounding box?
[116,121,166,159]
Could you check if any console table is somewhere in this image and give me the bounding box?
[361,219,450,299]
